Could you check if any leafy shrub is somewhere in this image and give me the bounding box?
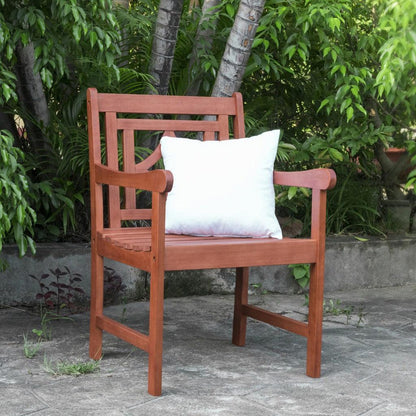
[29,267,86,314]
[0,129,36,269]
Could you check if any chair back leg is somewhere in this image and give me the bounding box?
[232,267,249,346]
[306,261,324,378]
[89,252,104,360]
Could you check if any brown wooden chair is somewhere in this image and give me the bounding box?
[87,88,336,396]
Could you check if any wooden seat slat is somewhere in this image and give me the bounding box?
[98,229,317,270]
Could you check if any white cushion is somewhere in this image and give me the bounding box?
[160,130,282,239]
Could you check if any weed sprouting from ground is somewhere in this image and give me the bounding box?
[323,298,366,327]
[23,333,41,358]
[43,356,100,376]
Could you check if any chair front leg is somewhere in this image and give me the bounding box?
[147,263,165,396]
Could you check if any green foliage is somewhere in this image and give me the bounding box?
[0,0,414,248]
[326,168,384,235]
[0,0,121,104]
[241,0,415,233]
[29,178,85,240]
[288,263,310,289]
[0,1,155,244]
[0,130,36,266]
[44,356,100,376]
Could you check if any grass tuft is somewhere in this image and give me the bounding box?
[43,356,100,376]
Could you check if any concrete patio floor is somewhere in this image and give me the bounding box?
[1,284,415,415]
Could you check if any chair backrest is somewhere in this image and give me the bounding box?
[87,88,246,228]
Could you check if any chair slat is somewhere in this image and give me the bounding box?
[105,112,121,228]
[97,93,240,115]
[123,129,136,210]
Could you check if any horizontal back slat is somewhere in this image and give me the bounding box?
[120,209,152,221]
[117,118,222,132]
[97,93,238,115]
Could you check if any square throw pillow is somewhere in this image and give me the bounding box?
[160,130,282,239]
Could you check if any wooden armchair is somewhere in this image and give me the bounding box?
[87,88,336,396]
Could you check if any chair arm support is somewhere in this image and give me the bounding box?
[94,164,173,193]
[274,168,336,190]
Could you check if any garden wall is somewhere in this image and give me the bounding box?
[1,235,415,306]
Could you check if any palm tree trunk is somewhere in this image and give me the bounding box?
[148,0,184,95]
[15,40,51,155]
[186,0,221,96]
[211,0,265,97]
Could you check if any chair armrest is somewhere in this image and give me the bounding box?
[274,168,336,190]
[94,164,173,193]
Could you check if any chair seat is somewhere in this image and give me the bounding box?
[98,227,317,271]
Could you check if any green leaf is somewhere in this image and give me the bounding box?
[317,98,330,113]
[297,277,309,288]
[2,84,12,102]
[407,169,416,179]
[89,31,97,48]
[72,6,80,21]
[340,98,352,114]
[355,103,367,115]
[346,106,354,121]
[37,17,46,34]
[293,267,307,279]
[329,17,341,32]
[13,223,25,256]
[329,148,344,162]
[354,236,369,242]
[6,44,13,60]
[252,38,263,48]
[288,186,297,200]
[16,204,25,223]
[226,4,235,17]
[298,48,306,61]
[73,25,81,42]
[1,148,9,163]
[40,68,53,89]
[27,236,36,255]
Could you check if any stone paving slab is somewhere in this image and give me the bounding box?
[1,285,415,415]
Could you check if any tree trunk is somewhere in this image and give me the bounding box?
[15,41,51,155]
[148,0,184,95]
[211,0,265,97]
[186,0,221,96]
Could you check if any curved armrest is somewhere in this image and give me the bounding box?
[273,168,336,190]
[94,164,173,193]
